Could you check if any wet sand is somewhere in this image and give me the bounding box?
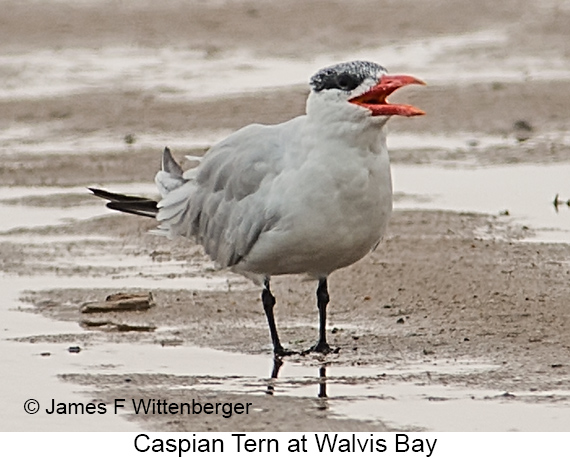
[1,0,570,432]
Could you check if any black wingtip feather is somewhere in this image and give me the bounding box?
[106,200,158,218]
[88,187,149,202]
[90,187,158,218]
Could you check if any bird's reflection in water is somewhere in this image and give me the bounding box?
[265,357,284,396]
[318,365,327,397]
[266,357,329,409]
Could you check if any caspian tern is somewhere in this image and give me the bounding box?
[90,60,424,356]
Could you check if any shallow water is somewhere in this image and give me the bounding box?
[2,281,569,432]
[1,174,569,430]
[389,131,570,152]
[0,125,233,156]
[2,159,567,241]
[0,275,138,431]
[0,184,156,231]
[392,163,570,243]
[335,385,570,432]
[2,29,570,104]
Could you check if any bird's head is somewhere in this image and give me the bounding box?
[307,61,425,125]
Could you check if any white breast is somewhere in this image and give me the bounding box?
[237,118,393,278]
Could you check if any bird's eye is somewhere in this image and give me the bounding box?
[335,73,359,91]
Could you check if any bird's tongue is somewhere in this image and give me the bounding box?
[349,74,425,117]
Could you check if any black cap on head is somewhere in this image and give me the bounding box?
[310,61,387,93]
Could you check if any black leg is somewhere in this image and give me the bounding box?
[307,277,334,354]
[262,278,294,357]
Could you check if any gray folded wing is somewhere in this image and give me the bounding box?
[156,119,301,268]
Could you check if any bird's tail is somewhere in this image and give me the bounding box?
[90,147,186,219]
[155,146,188,198]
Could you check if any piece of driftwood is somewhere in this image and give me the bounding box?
[80,292,155,314]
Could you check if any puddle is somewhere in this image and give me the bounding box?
[0,184,158,201]
[3,28,570,161]
[389,131,570,152]
[335,385,570,432]
[0,204,110,232]
[0,234,113,244]
[388,132,516,152]
[0,339,140,432]
[3,313,569,431]
[0,184,157,232]
[10,160,562,244]
[4,160,569,243]
[2,29,570,103]
[2,261,569,431]
[0,125,232,156]
[1,161,569,432]
[1,238,569,431]
[0,264,244,432]
[393,163,570,242]
[4,271,238,292]
[0,276,138,431]
[6,125,570,159]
